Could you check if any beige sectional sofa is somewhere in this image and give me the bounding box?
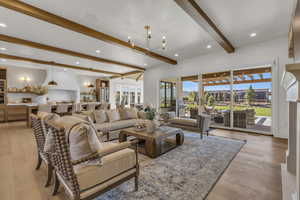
[74,108,148,141]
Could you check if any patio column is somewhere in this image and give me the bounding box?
[176,77,183,117]
[198,74,204,114]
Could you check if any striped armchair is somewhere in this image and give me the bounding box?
[46,120,139,200]
[30,114,54,187]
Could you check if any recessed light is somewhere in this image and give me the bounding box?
[206,45,212,49]
[174,53,179,57]
[96,49,101,54]
[76,61,80,65]
[0,47,6,51]
[1,59,6,62]
[144,63,148,66]
[0,23,7,28]
[250,33,257,37]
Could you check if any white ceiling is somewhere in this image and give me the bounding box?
[0,0,295,75]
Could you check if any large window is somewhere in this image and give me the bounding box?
[180,76,199,119]
[201,66,272,133]
[160,81,176,110]
[130,91,135,104]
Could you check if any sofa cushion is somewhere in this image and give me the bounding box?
[95,119,144,133]
[168,118,198,127]
[94,110,108,124]
[118,108,127,120]
[106,109,121,122]
[81,111,96,123]
[124,108,138,119]
[138,111,147,119]
[75,144,136,191]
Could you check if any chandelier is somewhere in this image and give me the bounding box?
[127,25,167,51]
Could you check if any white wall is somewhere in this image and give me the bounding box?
[144,36,292,138]
[6,66,47,103]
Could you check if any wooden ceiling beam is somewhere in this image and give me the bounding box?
[0,0,177,65]
[136,73,144,81]
[0,34,145,71]
[110,70,142,79]
[0,53,123,75]
[203,78,272,86]
[174,0,235,53]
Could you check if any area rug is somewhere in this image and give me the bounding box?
[95,133,246,200]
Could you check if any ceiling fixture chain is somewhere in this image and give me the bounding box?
[128,25,167,51]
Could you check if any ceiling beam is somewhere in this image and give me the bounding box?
[136,73,144,81]
[110,70,142,79]
[0,53,123,75]
[0,0,177,65]
[174,0,235,53]
[203,78,272,86]
[0,34,145,71]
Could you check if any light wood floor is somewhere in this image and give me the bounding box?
[0,122,287,200]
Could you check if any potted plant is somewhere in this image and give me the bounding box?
[144,105,157,133]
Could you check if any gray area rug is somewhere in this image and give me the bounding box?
[95,133,246,200]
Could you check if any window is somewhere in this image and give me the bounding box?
[160,81,176,109]
[130,91,135,104]
[123,91,129,105]
[116,91,121,104]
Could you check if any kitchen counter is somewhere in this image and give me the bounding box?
[26,102,102,127]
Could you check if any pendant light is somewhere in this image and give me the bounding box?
[48,66,57,86]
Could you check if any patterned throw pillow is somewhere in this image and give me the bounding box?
[94,110,108,124]
[106,109,121,122]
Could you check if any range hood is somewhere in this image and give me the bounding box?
[43,68,80,91]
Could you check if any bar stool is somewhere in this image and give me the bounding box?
[55,104,69,116]
[38,104,52,113]
[72,103,82,113]
[86,103,96,111]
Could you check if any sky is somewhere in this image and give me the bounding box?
[183,73,272,92]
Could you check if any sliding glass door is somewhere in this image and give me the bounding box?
[232,67,272,132]
[202,71,231,128]
[180,76,199,119]
[160,80,176,112]
[199,66,272,134]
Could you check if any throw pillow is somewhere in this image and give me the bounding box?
[54,116,103,163]
[94,110,108,124]
[106,109,121,122]
[118,108,127,120]
[125,108,138,119]
[138,111,147,119]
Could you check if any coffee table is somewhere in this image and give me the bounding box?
[119,126,184,158]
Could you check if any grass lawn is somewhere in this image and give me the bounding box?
[214,105,272,117]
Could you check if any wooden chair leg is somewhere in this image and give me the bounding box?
[45,164,53,187]
[35,153,42,170]
[52,172,60,196]
[134,175,139,192]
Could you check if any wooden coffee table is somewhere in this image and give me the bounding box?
[119,126,184,158]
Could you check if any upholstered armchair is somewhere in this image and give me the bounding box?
[30,114,54,187]
[47,120,139,200]
[197,114,211,139]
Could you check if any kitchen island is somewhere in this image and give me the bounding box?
[2,102,102,127]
